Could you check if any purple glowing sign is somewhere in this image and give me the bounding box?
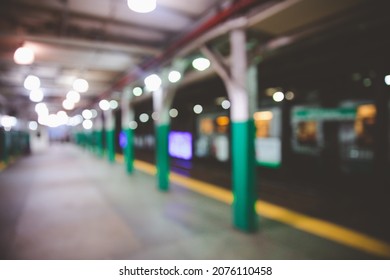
[169,131,192,160]
[119,131,127,149]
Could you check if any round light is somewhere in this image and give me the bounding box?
[384,75,390,86]
[133,87,143,96]
[285,91,295,100]
[221,100,231,109]
[90,109,98,118]
[110,100,119,109]
[82,109,93,120]
[14,47,34,65]
[73,79,89,93]
[168,71,181,83]
[29,89,44,102]
[62,99,75,110]
[193,104,203,114]
[139,113,149,123]
[82,119,93,130]
[29,121,38,131]
[144,74,162,92]
[24,75,40,91]
[151,112,159,120]
[127,0,156,13]
[56,111,68,125]
[192,57,211,71]
[66,90,80,103]
[68,115,83,126]
[273,91,284,102]
[1,116,17,128]
[169,108,178,118]
[35,103,48,115]
[129,121,138,130]
[99,99,110,111]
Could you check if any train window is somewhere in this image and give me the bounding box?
[254,108,282,168]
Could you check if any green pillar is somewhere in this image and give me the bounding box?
[105,109,115,163]
[124,128,134,173]
[202,28,258,232]
[121,86,135,174]
[155,123,170,191]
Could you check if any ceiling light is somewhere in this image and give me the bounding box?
[110,100,119,109]
[66,90,80,103]
[192,57,210,71]
[133,87,143,96]
[35,103,48,116]
[168,71,181,83]
[99,99,110,111]
[1,116,17,128]
[273,91,284,102]
[193,104,203,114]
[169,108,178,118]
[221,100,231,109]
[24,75,40,91]
[139,113,149,123]
[385,75,390,86]
[129,121,138,130]
[29,89,44,102]
[144,74,161,91]
[73,78,89,93]
[29,121,38,131]
[14,47,34,65]
[82,120,93,130]
[82,109,93,120]
[127,0,156,13]
[62,99,75,110]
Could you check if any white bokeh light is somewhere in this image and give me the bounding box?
[29,89,44,102]
[192,57,211,71]
[273,91,285,102]
[144,74,162,91]
[139,113,149,123]
[82,109,93,120]
[66,90,80,103]
[127,0,156,13]
[168,71,181,83]
[82,119,93,130]
[99,99,110,111]
[73,79,89,93]
[24,75,40,91]
[193,104,203,114]
[133,87,143,96]
[14,47,34,65]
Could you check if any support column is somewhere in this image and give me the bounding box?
[94,113,104,157]
[153,87,175,191]
[121,86,135,174]
[202,28,258,232]
[104,109,116,163]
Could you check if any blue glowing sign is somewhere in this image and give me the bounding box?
[119,131,127,149]
[169,131,192,160]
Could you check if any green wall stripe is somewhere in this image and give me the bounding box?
[106,129,115,163]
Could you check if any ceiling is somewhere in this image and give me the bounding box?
[0,0,371,127]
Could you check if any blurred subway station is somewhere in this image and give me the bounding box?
[0,0,390,259]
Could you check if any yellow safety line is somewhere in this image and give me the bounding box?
[117,156,390,258]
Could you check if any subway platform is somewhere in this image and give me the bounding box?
[0,144,387,260]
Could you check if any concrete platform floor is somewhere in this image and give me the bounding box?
[0,144,377,259]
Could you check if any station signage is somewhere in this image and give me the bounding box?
[292,107,356,122]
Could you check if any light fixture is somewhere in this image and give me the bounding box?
[99,99,110,111]
[14,47,34,65]
[169,108,179,118]
[285,91,295,100]
[82,109,93,120]
[144,74,162,91]
[129,121,138,130]
[273,91,284,102]
[193,104,203,114]
[35,103,48,116]
[139,113,149,123]
[73,78,89,93]
[385,75,390,86]
[82,119,93,130]
[192,57,211,71]
[168,71,181,83]
[66,90,80,103]
[29,89,44,102]
[221,100,231,109]
[109,100,119,109]
[62,99,75,110]
[0,116,17,129]
[127,0,156,13]
[24,75,40,91]
[133,87,143,96]
[29,121,38,131]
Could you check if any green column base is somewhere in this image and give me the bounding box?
[156,124,170,191]
[106,129,115,163]
[232,120,258,232]
[124,128,134,174]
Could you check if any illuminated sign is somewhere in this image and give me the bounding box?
[119,131,127,149]
[169,131,192,160]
